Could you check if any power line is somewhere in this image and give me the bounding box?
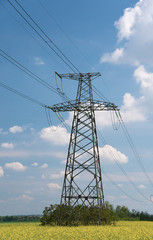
[102,169,143,203]
[92,79,153,189]
[97,128,151,202]
[117,111,153,188]
[38,0,94,69]
[44,107,56,131]
[0,80,46,107]
[7,0,110,102]
[1,70,147,203]
[0,49,59,96]
[0,2,68,73]
[38,0,113,103]
[7,0,79,73]
[92,84,110,102]
[50,106,148,202]
[4,0,152,203]
[14,0,80,73]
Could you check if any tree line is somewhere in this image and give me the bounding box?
[40,202,153,226]
[0,215,41,222]
[1,202,153,224]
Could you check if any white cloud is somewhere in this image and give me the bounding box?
[40,126,70,146]
[0,166,4,177]
[0,150,66,158]
[100,0,153,66]
[114,2,142,41]
[31,162,38,167]
[50,171,64,179]
[1,142,14,149]
[9,125,24,133]
[117,184,123,187]
[120,66,153,122]
[120,93,147,123]
[134,65,153,94]
[47,183,61,190]
[40,163,48,169]
[5,162,27,171]
[65,112,73,126]
[84,92,147,127]
[61,159,66,164]
[138,184,146,189]
[34,57,45,65]
[100,48,124,63]
[12,194,34,201]
[99,145,128,164]
[95,111,114,128]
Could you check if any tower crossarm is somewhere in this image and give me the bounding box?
[55,72,101,81]
[45,100,119,112]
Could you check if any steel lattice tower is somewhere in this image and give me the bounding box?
[47,72,118,210]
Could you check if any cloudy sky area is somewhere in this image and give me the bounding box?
[1,0,153,215]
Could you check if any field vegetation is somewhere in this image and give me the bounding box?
[0,221,153,239]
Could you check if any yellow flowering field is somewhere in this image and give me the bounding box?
[0,221,153,240]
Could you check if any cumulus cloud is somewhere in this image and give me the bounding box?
[5,162,27,171]
[40,163,48,169]
[120,93,147,122]
[95,94,146,125]
[50,171,64,179]
[34,57,45,65]
[120,65,153,122]
[99,145,128,164]
[100,48,124,64]
[0,166,4,177]
[101,0,153,66]
[0,150,66,158]
[31,162,38,167]
[75,92,147,127]
[47,183,61,190]
[40,126,70,146]
[138,184,146,189]
[96,65,153,125]
[99,0,153,124]
[117,183,123,187]
[134,65,153,94]
[114,2,142,41]
[1,142,14,149]
[12,194,34,201]
[9,125,24,133]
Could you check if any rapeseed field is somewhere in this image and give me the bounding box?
[0,221,153,240]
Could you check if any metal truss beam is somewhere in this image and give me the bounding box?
[47,72,119,224]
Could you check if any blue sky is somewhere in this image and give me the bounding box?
[1,0,153,215]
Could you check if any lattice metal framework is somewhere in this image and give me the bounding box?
[46,72,118,209]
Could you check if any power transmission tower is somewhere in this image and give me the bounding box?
[46,72,118,221]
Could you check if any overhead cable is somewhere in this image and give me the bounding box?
[0,49,59,96]
[0,81,46,107]
[116,111,153,188]
[102,169,143,203]
[7,0,79,73]
[97,128,151,202]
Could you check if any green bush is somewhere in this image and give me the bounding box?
[40,203,117,226]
